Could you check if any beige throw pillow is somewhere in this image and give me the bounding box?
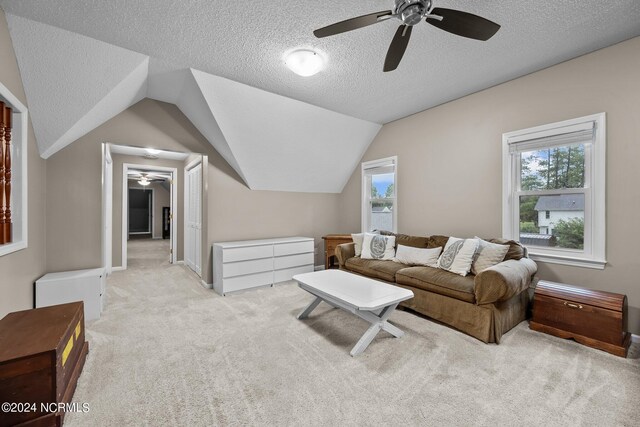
[351,231,379,257]
[471,237,509,275]
[394,245,441,267]
[361,233,396,260]
[437,237,479,276]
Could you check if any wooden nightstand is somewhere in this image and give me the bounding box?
[322,234,353,269]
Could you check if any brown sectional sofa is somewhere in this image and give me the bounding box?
[335,233,537,343]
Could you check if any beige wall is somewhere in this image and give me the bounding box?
[114,155,184,265]
[46,99,341,284]
[0,10,47,318]
[339,37,640,334]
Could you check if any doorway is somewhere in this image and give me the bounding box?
[128,188,153,236]
[122,163,178,269]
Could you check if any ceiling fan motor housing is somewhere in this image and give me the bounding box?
[394,0,431,26]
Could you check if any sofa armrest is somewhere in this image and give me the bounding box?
[335,243,356,268]
[474,258,538,305]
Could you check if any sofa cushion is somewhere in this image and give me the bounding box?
[396,266,476,303]
[344,257,406,282]
[488,238,525,261]
[376,230,429,249]
[427,235,449,249]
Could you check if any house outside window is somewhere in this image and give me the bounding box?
[502,113,606,269]
[362,156,397,233]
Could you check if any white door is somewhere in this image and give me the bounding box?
[185,163,202,275]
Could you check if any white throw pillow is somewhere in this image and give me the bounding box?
[394,245,442,267]
[351,231,379,256]
[361,233,396,260]
[471,237,509,275]
[437,237,479,276]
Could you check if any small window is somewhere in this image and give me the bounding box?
[502,113,605,269]
[362,156,397,233]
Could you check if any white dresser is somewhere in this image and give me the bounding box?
[35,268,105,321]
[213,237,315,295]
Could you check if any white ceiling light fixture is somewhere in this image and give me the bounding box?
[284,49,324,77]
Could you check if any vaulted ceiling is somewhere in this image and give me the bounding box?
[2,1,640,192]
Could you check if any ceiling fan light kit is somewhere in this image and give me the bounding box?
[313,0,500,72]
[284,49,325,77]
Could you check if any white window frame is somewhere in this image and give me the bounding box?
[0,82,28,257]
[361,156,397,233]
[502,113,606,269]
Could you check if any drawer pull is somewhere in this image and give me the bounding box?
[564,302,583,309]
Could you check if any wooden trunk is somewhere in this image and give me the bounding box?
[0,302,88,427]
[530,280,630,357]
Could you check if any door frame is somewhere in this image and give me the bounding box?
[102,144,113,274]
[122,163,178,270]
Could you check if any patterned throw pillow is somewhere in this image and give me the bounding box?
[437,237,479,276]
[471,237,509,275]
[361,233,396,260]
[351,231,379,257]
[394,245,442,267]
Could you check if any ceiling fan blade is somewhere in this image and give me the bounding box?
[314,10,393,38]
[426,7,500,41]
[383,25,413,72]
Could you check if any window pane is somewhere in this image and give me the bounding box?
[371,173,394,198]
[519,194,584,250]
[520,144,585,190]
[370,200,393,231]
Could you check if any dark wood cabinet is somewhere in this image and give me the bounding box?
[530,281,630,357]
[0,302,88,426]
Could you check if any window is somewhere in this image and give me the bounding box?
[0,82,28,257]
[502,113,605,269]
[362,156,397,233]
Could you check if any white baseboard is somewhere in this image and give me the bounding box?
[200,280,213,289]
[175,260,184,265]
[632,334,640,344]
[152,236,163,240]
[112,266,125,272]
[314,265,325,271]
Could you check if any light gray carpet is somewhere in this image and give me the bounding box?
[66,239,640,426]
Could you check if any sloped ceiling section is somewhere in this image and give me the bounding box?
[191,71,381,193]
[6,14,149,158]
[5,14,382,192]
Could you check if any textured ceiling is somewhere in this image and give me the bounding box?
[2,0,639,192]
[2,0,639,124]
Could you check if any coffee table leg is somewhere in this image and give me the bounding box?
[350,303,402,356]
[297,296,322,319]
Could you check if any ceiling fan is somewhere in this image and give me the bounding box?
[128,172,168,186]
[313,0,501,72]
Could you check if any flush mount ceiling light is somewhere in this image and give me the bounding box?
[285,49,324,77]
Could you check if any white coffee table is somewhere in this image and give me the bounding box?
[293,269,414,356]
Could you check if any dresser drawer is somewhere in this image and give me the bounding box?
[222,245,273,263]
[222,271,273,293]
[223,258,273,278]
[274,240,313,257]
[274,253,314,270]
[274,265,314,284]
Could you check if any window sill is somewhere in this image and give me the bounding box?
[528,252,606,270]
[0,240,27,257]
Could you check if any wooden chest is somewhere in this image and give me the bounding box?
[530,281,630,357]
[0,302,89,427]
